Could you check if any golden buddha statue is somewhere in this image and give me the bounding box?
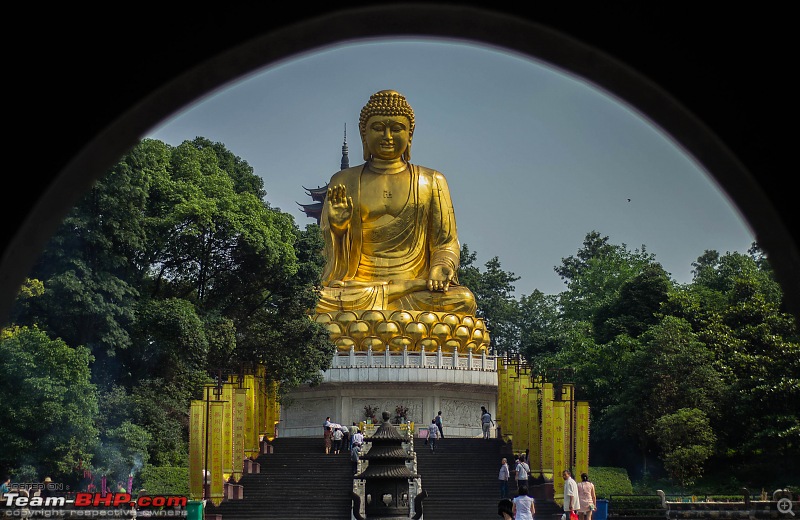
[316,90,477,316]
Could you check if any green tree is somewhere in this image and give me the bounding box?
[0,326,99,482]
[556,231,659,322]
[649,408,716,488]
[665,249,800,480]
[7,136,335,473]
[94,420,151,486]
[601,316,722,476]
[459,244,520,354]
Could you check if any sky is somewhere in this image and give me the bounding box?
[145,38,755,298]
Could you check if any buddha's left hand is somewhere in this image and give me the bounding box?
[428,265,454,292]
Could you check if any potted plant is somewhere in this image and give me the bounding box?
[364,404,378,424]
[395,405,409,424]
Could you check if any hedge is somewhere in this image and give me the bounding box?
[588,467,634,498]
[138,465,189,496]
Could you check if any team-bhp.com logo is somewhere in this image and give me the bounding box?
[3,491,188,517]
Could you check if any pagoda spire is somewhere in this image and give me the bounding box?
[340,123,350,170]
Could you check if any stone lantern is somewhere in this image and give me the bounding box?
[355,411,418,519]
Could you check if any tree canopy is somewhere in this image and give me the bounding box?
[3,137,333,486]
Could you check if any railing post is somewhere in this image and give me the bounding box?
[367,345,373,366]
[349,344,356,366]
[402,345,408,366]
[437,346,443,368]
[453,348,459,369]
[420,344,426,367]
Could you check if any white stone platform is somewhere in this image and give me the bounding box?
[277,348,499,438]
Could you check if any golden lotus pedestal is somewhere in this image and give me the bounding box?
[312,309,490,354]
[277,310,499,438]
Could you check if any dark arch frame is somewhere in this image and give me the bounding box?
[3,5,797,320]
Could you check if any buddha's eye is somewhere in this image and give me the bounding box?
[370,123,386,132]
[390,124,405,133]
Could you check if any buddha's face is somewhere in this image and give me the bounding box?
[364,115,411,161]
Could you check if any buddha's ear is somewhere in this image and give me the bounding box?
[403,139,412,162]
[362,141,371,162]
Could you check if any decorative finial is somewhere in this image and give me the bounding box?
[340,123,350,170]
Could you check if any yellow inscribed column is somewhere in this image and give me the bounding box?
[518,372,530,452]
[232,387,247,482]
[563,384,574,471]
[243,374,257,458]
[541,382,554,479]
[575,401,590,479]
[222,383,233,481]
[188,400,205,500]
[553,400,566,505]
[263,380,279,441]
[497,360,507,436]
[501,363,513,440]
[252,371,262,448]
[527,384,541,474]
[511,370,521,443]
[208,400,225,507]
[257,366,268,441]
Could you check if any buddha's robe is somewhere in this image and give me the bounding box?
[316,163,477,314]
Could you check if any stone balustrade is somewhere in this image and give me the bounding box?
[329,345,498,371]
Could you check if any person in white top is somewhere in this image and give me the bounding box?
[512,485,535,520]
[352,429,364,447]
[499,458,510,498]
[427,419,439,452]
[515,454,530,492]
[562,469,581,515]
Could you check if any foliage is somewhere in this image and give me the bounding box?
[589,466,634,498]
[138,465,189,495]
[5,137,334,480]
[649,408,716,488]
[459,244,521,354]
[93,421,151,484]
[0,326,99,483]
[555,231,660,322]
[364,405,378,420]
[608,495,663,513]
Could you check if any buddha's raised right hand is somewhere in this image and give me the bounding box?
[327,183,353,232]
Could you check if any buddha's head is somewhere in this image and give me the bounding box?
[359,90,415,162]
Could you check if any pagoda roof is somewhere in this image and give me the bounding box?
[303,185,329,201]
[355,465,417,479]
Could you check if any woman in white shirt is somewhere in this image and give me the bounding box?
[512,486,535,520]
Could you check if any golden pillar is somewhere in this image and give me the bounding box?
[541,382,554,480]
[222,383,234,481]
[575,401,590,479]
[188,400,205,500]
[208,400,225,506]
[526,381,541,474]
[243,374,257,457]
[553,400,566,505]
[232,387,247,482]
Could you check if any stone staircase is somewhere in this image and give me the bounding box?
[412,437,562,520]
[204,436,564,520]
[205,437,353,519]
